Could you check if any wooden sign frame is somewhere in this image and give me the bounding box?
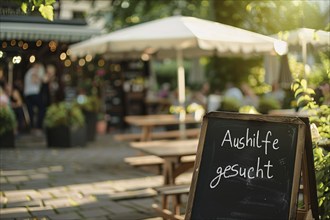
[185,112,317,220]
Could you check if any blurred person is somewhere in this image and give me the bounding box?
[240,83,259,107]
[41,64,58,106]
[0,66,6,86]
[223,82,243,102]
[158,83,171,98]
[0,81,10,106]
[191,82,210,109]
[6,83,25,133]
[23,62,45,134]
[265,82,285,106]
[313,82,330,106]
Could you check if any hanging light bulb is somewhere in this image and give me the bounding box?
[29,55,36,63]
[64,59,71,67]
[12,56,22,64]
[36,40,42,47]
[60,52,67,60]
[22,43,29,50]
[78,58,85,66]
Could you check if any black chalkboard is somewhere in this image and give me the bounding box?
[185,112,306,220]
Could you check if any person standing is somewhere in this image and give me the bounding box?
[23,62,45,135]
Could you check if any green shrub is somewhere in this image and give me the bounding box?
[292,78,330,219]
[258,97,281,114]
[44,102,85,129]
[76,95,101,113]
[219,97,241,112]
[239,105,260,114]
[0,106,16,135]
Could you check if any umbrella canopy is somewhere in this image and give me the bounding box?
[69,15,287,59]
[274,28,330,75]
[70,15,287,137]
[276,28,330,48]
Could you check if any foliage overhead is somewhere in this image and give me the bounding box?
[20,0,55,21]
[90,0,328,90]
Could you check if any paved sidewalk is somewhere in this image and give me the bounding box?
[0,134,191,220]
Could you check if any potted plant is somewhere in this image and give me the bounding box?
[44,102,86,147]
[0,106,16,148]
[218,97,241,112]
[76,95,101,141]
[258,97,281,114]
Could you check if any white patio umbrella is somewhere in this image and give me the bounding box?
[274,28,330,75]
[69,16,287,136]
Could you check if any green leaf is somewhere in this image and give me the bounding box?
[21,3,28,13]
[301,79,307,89]
[294,88,304,98]
[297,95,310,106]
[33,0,43,7]
[45,0,57,5]
[39,4,54,21]
[306,88,315,95]
[292,82,299,91]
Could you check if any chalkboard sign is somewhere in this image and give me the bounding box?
[185,112,306,220]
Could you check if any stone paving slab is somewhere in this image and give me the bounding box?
[0,134,191,219]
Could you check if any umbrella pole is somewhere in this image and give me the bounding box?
[302,39,307,78]
[177,49,186,139]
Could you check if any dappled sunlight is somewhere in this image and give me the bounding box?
[0,138,180,219]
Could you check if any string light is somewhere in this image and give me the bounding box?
[85,54,92,62]
[0,51,3,58]
[78,58,86,66]
[29,55,36,63]
[141,53,150,61]
[10,40,16,46]
[60,52,67,60]
[36,40,42,47]
[66,49,72,56]
[114,64,121,72]
[18,41,24,47]
[22,43,29,50]
[12,56,22,64]
[98,59,105,67]
[49,41,57,52]
[2,42,7,48]
[64,59,71,67]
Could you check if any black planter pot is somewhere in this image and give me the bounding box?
[46,125,86,147]
[0,130,15,148]
[83,111,97,142]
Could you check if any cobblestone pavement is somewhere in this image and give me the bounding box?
[0,134,191,220]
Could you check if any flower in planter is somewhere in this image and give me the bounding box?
[186,103,205,121]
[169,105,185,115]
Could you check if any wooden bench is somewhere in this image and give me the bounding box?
[114,128,200,142]
[153,184,190,218]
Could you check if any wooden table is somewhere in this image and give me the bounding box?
[130,139,198,185]
[125,114,201,141]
